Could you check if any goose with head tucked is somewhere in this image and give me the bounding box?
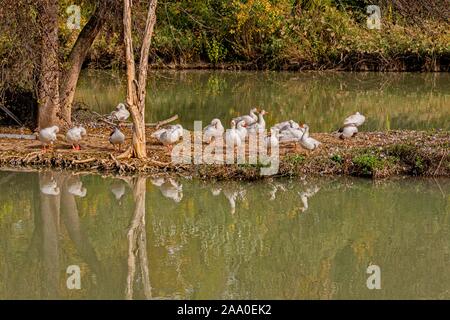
[109,126,126,152]
[279,123,305,142]
[204,118,224,144]
[264,128,279,149]
[225,120,242,147]
[154,124,183,150]
[38,126,59,152]
[66,126,87,150]
[334,123,358,139]
[236,120,247,141]
[273,120,300,132]
[111,103,130,123]
[232,107,259,126]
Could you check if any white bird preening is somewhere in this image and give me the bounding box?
[344,111,365,127]
[232,107,259,126]
[66,126,87,150]
[38,126,59,152]
[112,103,130,123]
[109,126,126,152]
[334,123,358,139]
[204,118,224,144]
[289,124,320,150]
[334,112,365,139]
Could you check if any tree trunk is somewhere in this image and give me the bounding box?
[59,4,109,125]
[121,0,158,159]
[38,0,60,129]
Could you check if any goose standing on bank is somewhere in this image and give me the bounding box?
[66,126,87,150]
[109,126,126,152]
[233,107,259,126]
[204,119,224,144]
[38,126,59,152]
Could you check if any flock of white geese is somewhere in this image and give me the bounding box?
[37,103,366,152]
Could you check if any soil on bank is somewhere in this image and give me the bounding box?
[0,122,448,180]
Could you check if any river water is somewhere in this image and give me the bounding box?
[0,170,449,299]
[76,70,450,131]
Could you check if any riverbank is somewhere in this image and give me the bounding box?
[0,125,448,180]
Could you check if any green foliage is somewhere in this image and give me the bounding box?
[352,154,382,176]
[330,154,343,164]
[286,154,306,165]
[206,38,227,64]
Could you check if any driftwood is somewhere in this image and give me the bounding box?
[93,110,178,129]
[0,105,23,127]
[0,133,36,140]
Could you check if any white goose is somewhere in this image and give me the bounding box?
[334,123,358,139]
[112,103,130,122]
[225,120,242,147]
[204,119,224,144]
[38,126,59,151]
[236,120,247,141]
[289,124,320,150]
[273,120,300,131]
[66,126,87,150]
[264,128,279,149]
[232,107,258,126]
[109,127,126,151]
[248,109,268,132]
[279,126,305,142]
[153,124,183,148]
[344,112,365,127]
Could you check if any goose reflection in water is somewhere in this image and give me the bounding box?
[152,177,183,203]
[37,171,103,299]
[222,184,247,215]
[110,180,127,202]
[298,185,320,213]
[268,181,287,201]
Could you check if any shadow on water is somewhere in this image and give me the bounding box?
[0,170,449,299]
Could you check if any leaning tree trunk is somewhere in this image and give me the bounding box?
[59,4,109,125]
[121,0,158,159]
[38,0,61,129]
